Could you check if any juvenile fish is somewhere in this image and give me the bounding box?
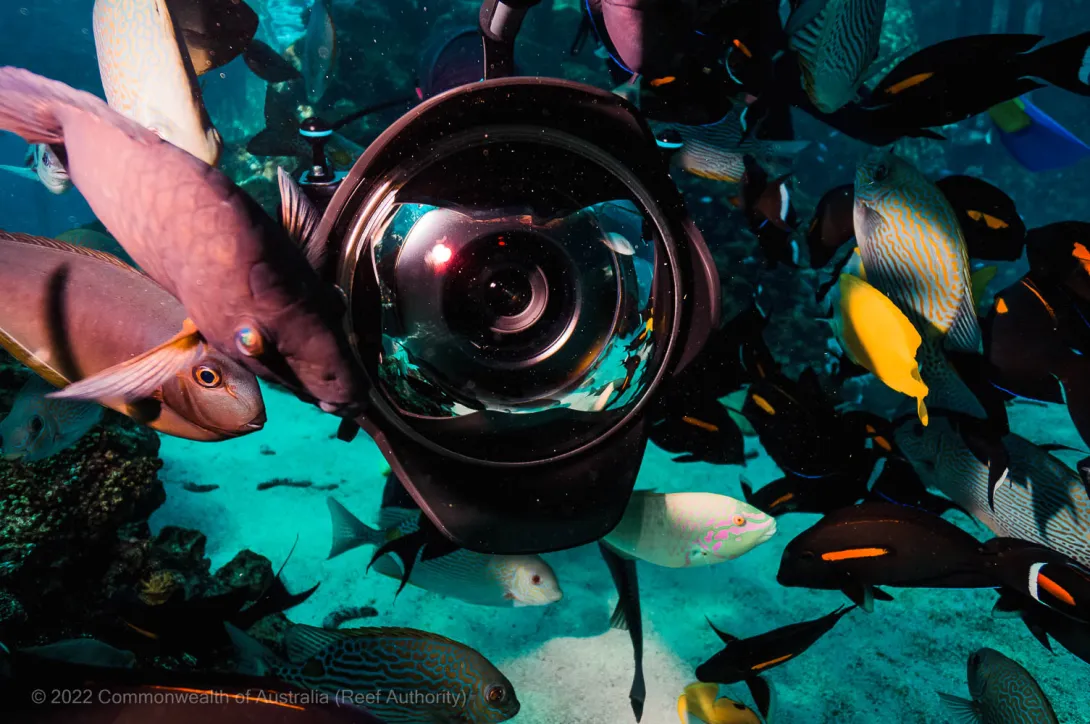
[602,491,776,568]
[328,498,562,607]
[0,67,365,417]
[0,376,102,462]
[229,623,520,724]
[937,647,1058,724]
[0,230,265,441]
[93,0,222,166]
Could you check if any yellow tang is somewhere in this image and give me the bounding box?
[835,273,930,425]
[678,682,761,724]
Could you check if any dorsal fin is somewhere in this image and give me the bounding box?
[277,168,326,271]
[284,624,464,664]
[0,229,137,273]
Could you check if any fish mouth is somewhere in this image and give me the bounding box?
[243,409,267,431]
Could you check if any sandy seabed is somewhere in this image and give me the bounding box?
[152,386,1087,724]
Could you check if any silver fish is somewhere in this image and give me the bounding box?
[895,417,1090,568]
[0,376,102,462]
[937,647,1058,724]
[0,67,365,417]
[602,491,776,568]
[21,639,136,669]
[786,0,888,113]
[93,0,222,166]
[229,623,520,724]
[302,0,337,104]
[0,144,70,194]
[327,498,563,607]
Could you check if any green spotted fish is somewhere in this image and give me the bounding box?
[853,150,986,424]
[937,647,1058,724]
[327,498,563,607]
[786,0,888,113]
[228,623,520,724]
[93,0,221,166]
[895,416,1090,568]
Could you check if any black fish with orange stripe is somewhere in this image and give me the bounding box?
[992,589,1090,667]
[695,605,856,721]
[738,154,799,268]
[777,501,995,609]
[982,537,1090,624]
[935,176,1026,262]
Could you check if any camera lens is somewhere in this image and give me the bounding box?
[484,267,535,321]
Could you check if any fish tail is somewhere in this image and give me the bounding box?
[224,623,281,677]
[1023,31,1090,96]
[0,67,111,146]
[326,497,384,559]
[918,343,986,420]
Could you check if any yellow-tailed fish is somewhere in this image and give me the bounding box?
[786,0,889,113]
[678,682,761,724]
[835,273,929,423]
[302,0,337,104]
[93,0,222,166]
[327,498,562,607]
[854,150,986,420]
[895,417,1090,568]
[0,376,103,462]
[649,105,809,184]
[0,230,265,441]
[602,491,776,568]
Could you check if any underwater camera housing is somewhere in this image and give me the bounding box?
[311,1,720,555]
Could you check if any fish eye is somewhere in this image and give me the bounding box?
[28,416,43,434]
[873,163,889,181]
[234,325,265,357]
[193,365,223,388]
[531,574,542,585]
[485,684,506,703]
[733,514,747,526]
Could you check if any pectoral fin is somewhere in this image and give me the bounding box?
[47,319,204,403]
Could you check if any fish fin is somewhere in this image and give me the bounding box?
[1078,457,1090,499]
[284,624,345,664]
[0,229,136,272]
[327,497,384,559]
[744,676,772,722]
[861,45,913,84]
[225,623,282,676]
[855,205,885,243]
[243,40,303,83]
[277,167,326,270]
[1025,618,1054,652]
[936,692,983,724]
[842,583,879,612]
[610,599,629,631]
[1023,30,1090,97]
[0,67,151,147]
[367,530,423,595]
[993,96,1090,172]
[235,581,320,630]
[784,0,831,46]
[336,418,361,442]
[247,128,305,158]
[991,590,1025,619]
[679,683,719,724]
[944,285,984,355]
[705,617,738,644]
[0,164,40,181]
[1037,443,1089,454]
[47,320,204,403]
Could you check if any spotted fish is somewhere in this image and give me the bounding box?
[649,106,809,184]
[0,376,102,462]
[93,0,222,166]
[937,647,1058,724]
[786,0,889,113]
[327,498,563,607]
[602,491,777,568]
[895,417,1090,568]
[228,623,520,724]
[854,150,986,422]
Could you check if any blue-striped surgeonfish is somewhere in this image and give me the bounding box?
[937,647,1058,723]
[853,150,987,423]
[895,416,1090,568]
[92,0,222,166]
[786,0,888,114]
[327,498,563,607]
[228,623,520,724]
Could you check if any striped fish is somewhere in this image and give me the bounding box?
[649,106,809,184]
[0,376,102,462]
[228,623,520,724]
[327,498,563,607]
[854,150,986,420]
[786,0,888,113]
[937,647,1058,724]
[93,0,222,166]
[602,491,776,568]
[895,417,1090,568]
